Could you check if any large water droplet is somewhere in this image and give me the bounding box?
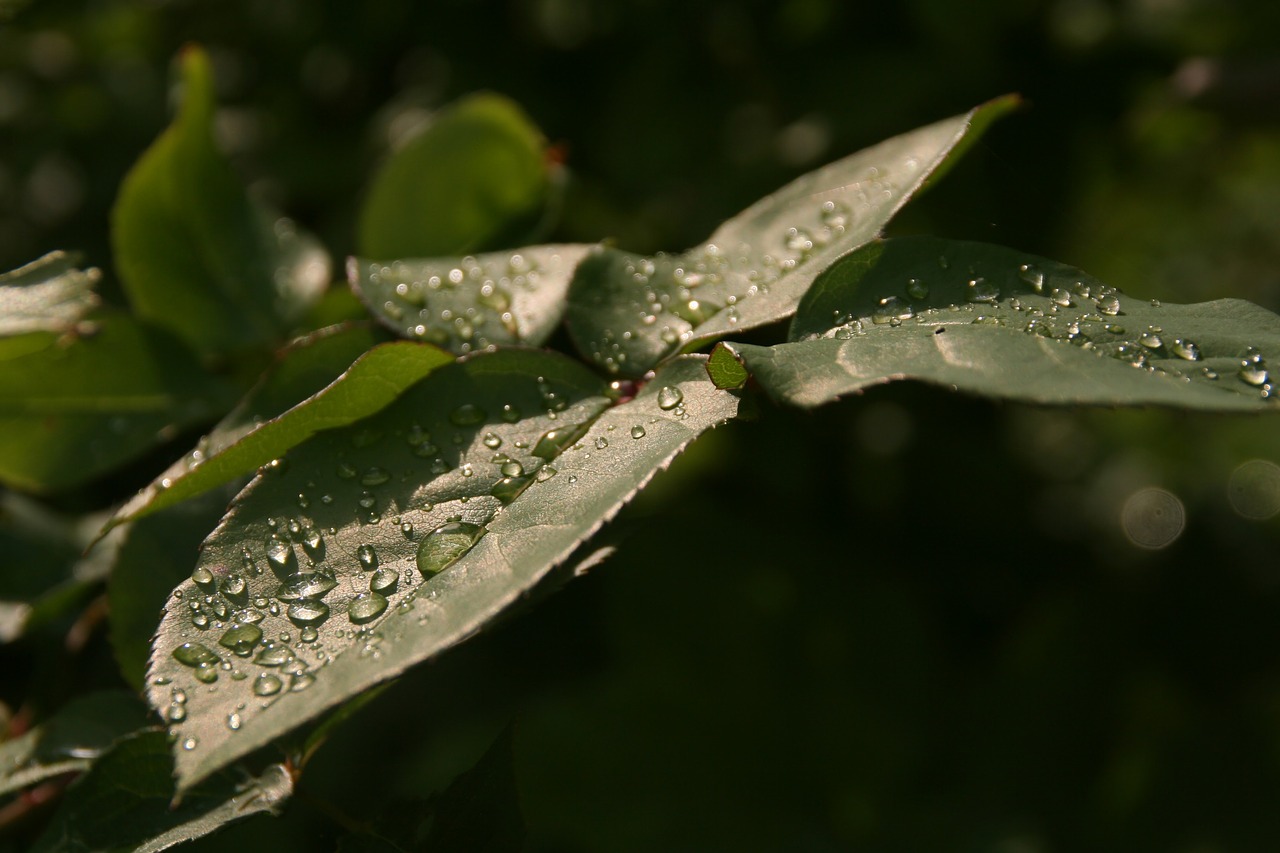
[416,522,485,577]
[1097,294,1121,316]
[532,422,589,460]
[657,386,684,410]
[500,460,525,478]
[1170,338,1200,361]
[191,567,216,592]
[630,425,646,439]
[966,278,999,304]
[1017,263,1045,293]
[482,432,503,449]
[348,593,388,624]
[536,465,557,482]
[1239,350,1269,386]
[255,642,292,667]
[370,568,399,595]
[274,572,338,602]
[194,664,218,684]
[356,544,378,570]
[449,404,486,426]
[253,673,283,697]
[265,538,296,578]
[220,573,247,603]
[218,623,263,657]
[287,600,330,627]
[172,642,220,668]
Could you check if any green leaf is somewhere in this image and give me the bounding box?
[357,93,553,260]
[0,691,149,797]
[111,46,329,357]
[705,342,749,390]
[733,236,1280,411]
[0,251,100,337]
[0,314,235,493]
[564,96,1017,377]
[30,730,291,853]
[109,487,244,690]
[348,245,594,353]
[147,352,738,791]
[107,327,453,530]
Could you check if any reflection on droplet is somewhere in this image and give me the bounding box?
[1120,487,1185,550]
[1227,459,1280,520]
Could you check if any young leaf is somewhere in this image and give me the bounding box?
[147,353,738,791]
[0,251,100,337]
[111,46,329,357]
[348,245,594,352]
[565,96,1018,377]
[706,342,749,390]
[0,314,236,493]
[107,327,453,530]
[0,691,149,797]
[30,730,291,853]
[733,236,1280,411]
[357,93,554,260]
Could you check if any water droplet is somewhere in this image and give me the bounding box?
[657,386,684,410]
[1169,338,1200,361]
[253,673,283,697]
[182,737,199,751]
[299,626,319,643]
[227,712,242,731]
[966,278,999,304]
[905,278,929,300]
[501,404,521,423]
[416,521,485,577]
[482,432,503,449]
[302,528,325,559]
[1239,350,1269,386]
[532,422,589,460]
[536,465,557,482]
[500,460,524,478]
[370,568,399,595]
[218,623,263,657]
[356,544,378,570]
[191,612,210,629]
[265,538,295,577]
[360,467,391,486]
[255,642,292,667]
[173,642,220,668]
[595,437,609,450]
[1097,294,1121,316]
[191,567,216,591]
[1049,288,1073,308]
[630,425,646,439]
[348,592,388,624]
[274,572,338,602]
[194,664,219,684]
[290,672,316,692]
[1139,328,1163,349]
[287,600,330,627]
[449,404,486,426]
[336,462,357,479]
[167,703,186,723]
[1017,263,1045,293]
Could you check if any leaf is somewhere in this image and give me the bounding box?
[0,251,100,337]
[732,236,1280,411]
[357,93,554,260]
[107,327,453,530]
[111,46,329,357]
[147,352,739,791]
[564,96,1018,377]
[706,342,749,390]
[30,730,291,853]
[0,691,149,797]
[0,314,236,493]
[347,245,594,353]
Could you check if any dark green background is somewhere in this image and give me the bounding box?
[3,0,1280,849]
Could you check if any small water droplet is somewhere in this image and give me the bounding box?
[218,623,263,657]
[370,567,399,595]
[1049,288,1073,308]
[299,626,319,643]
[360,467,391,487]
[227,712,242,731]
[356,544,378,570]
[1139,327,1163,349]
[255,642,292,667]
[172,642,220,668]
[631,425,647,439]
[1017,263,1045,293]
[287,599,330,627]
[274,572,337,602]
[595,437,609,450]
[1097,294,1121,316]
[1239,352,1269,386]
[482,432,503,449]
[302,528,325,559]
[348,592,388,624]
[194,663,219,684]
[500,460,524,478]
[191,567,216,591]
[253,673,283,697]
[450,404,486,426]
[966,278,999,304]
[501,404,521,423]
[1169,338,1200,361]
[167,703,186,723]
[265,538,295,577]
[536,465,557,482]
[182,737,199,751]
[906,278,929,300]
[657,386,684,410]
[416,522,485,577]
[290,672,316,692]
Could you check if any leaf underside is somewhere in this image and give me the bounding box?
[732,236,1280,411]
[149,349,738,791]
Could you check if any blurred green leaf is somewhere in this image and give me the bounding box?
[0,313,235,493]
[348,245,594,352]
[111,46,330,358]
[357,94,553,260]
[147,353,737,792]
[732,236,1280,411]
[31,730,291,853]
[106,327,453,530]
[0,251,100,337]
[564,97,1017,377]
[0,691,149,798]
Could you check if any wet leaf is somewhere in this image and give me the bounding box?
[733,236,1280,411]
[0,251,100,337]
[0,691,149,797]
[147,353,738,791]
[0,314,235,493]
[565,97,1017,376]
[348,245,594,353]
[30,730,291,853]
[107,327,451,530]
[111,46,329,357]
[357,93,553,260]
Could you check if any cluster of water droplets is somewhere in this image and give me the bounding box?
[813,255,1276,400]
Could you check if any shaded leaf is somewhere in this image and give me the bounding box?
[111,46,329,357]
[0,251,100,337]
[0,314,235,493]
[0,691,149,798]
[565,97,1017,377]
[107,327,452,530]
[148,353,738,791]
[348,245,594,352]
[734,236,1280,411]
[357,93,553,260]
[30,730,291,853]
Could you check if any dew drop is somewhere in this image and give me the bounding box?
[194,664,219,684]
[966,278,999,304]
[501,404,521,423]
[1017,263,1045,293]
[265,538,295,577]
[905,278,929,300]
[356,544,378,570]
[1139,327,1163,349]
[290,672,316,692]
[1049,288,1073,308]
[657,386,684,411]
[274,572,337,602]
[253,674,283,697]
[182,737,199,751]
[416,521,485,577]
[482,432,503,449]
[1097,294,1121,316]
[336,462,357,479]
[1170,338,1200,361]
[595,437,609,450]
[172,642,220,668]
[227,712,242,731]
[630,425,647,439]
[1239,351,1269,386]
[287,599,330,627]
[348,592,388,624]
[370,567,399,595]
[536,465,557,482]
[191,567,216,591]
[449,404,486,426]
[360,467,391,487]
[167,703,186,723]
[500,460,525,478]
[255,642,292,667]
[218,623,263,657]
[299,626,319,643]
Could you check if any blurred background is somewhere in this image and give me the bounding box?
[3,0,1280,849]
